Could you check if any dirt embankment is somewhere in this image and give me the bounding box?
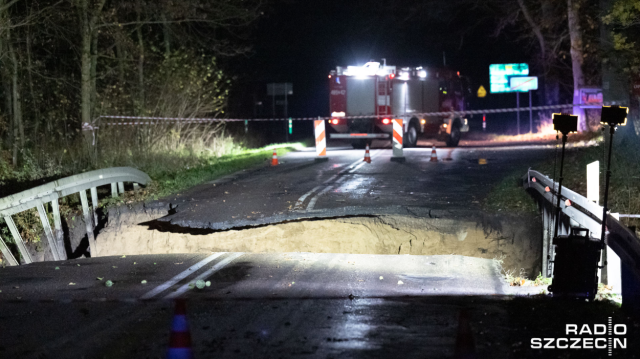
[94,205,542,276]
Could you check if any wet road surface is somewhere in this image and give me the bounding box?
[157,141,557,230]
[2,142,636,358]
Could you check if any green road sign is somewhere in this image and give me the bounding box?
[489,63,529,93]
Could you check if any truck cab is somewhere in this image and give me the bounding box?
[328,62,469,147]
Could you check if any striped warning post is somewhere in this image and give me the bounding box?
[314,119,328,162]
[167,299,194,359]
[390,119,405,162]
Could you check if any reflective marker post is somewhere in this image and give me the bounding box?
[390,119,405,162]
[314,118,328,162]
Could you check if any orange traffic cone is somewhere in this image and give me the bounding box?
[271,149,279,166]
[363,144,371,163]
[167,299,194,359]
[454,309,477,359]
[430,146,438,162]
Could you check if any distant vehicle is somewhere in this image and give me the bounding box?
[328,61,470,148]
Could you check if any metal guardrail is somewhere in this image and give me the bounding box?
[0,167,151,266]
[523,169,640,285]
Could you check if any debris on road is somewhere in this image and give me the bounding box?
[96,277,103,281]
[105,280,113,287]
[196,280,206,289]
[55,267,59,270]
[379,276,383,280]
[141,280,147,284]
[398,280,404,285]
[69,282,76,286]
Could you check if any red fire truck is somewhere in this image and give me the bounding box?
[328,61,470,148]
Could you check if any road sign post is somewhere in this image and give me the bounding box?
[267,83,293,141]
[509,76,538,135]
[529,90,533,134]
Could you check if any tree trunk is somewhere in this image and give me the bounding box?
[567,0,587,131]
[79,0,92,127]
[90,31,98,117]
[161,12,170,58]
[26,24,41,139]
[136,19,145,114]
[115,36,125,85]
[0,1,15,164]
[9,36,23,149]
[77,0,106,128]
[5,16,23,164]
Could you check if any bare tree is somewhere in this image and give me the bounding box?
[567,0,587,130]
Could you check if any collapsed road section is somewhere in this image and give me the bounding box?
[95,204,542,277]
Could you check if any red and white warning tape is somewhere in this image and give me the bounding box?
[84,103,605,130]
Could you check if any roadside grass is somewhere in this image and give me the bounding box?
[496,257,621,303]
[489,133,639,303]
[484,134,640,232]
[0,141,305,254]
[101,143,304,206]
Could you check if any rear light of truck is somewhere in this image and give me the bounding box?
[331,119,339,125]
[382,118,391,125]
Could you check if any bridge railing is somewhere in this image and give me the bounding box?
[0,167,151,265]
[523,169,640,309]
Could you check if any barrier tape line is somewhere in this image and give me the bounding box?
[84,103,606,130]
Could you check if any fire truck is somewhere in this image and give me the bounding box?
[328,61,470,148]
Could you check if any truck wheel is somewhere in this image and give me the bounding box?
[445,126,461,147]
[405,123,419,147]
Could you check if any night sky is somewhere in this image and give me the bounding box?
[226,0,535,135]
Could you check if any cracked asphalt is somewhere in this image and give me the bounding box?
[156,140,556,230]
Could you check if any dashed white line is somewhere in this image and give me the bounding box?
[293,149,384,211]
[164,252,245,299]
[140,252,226,299]
[306,186,334,210]
[293,185,323,210]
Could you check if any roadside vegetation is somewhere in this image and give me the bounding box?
[485,132,640,230]
[0,122,304,256]
[489,131,639,302]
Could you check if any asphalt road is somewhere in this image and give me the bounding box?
[156,140,557,230]
[3,141,636,358]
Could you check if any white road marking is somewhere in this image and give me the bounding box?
[164,252,244,299]
[293,149,384,211]
[306,186,334,210]
[323,174,339,184]
[293,185,323,210]
[348,150,383,173]
[140,252,226,299]
[348,162,367,173]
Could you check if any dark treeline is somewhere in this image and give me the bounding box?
[0,0,264,167]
